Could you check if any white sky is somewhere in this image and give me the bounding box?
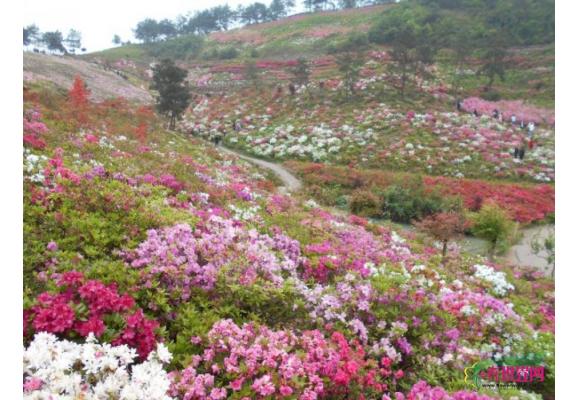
[23,0,302,53]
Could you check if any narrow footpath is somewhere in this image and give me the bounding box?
[219,145,302,192]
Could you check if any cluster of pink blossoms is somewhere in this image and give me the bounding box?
[125,217,303,302]
[23,108,49,150]
[302,212,413,282]
[399,380,497,400]
[24,271,159,359]
[169,319,398,400]
[461,97,554,125]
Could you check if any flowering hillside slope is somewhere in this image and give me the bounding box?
[182,90,554,183]
[23,77,554,399]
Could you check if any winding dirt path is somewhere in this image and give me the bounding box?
[218,144,553,275]
[219,145,302,192]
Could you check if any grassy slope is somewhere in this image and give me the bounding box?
[87,4,554,108]
[24,52,152,103]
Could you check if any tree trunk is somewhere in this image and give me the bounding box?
[489,239,497,261]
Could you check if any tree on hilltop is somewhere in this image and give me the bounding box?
[24,24,39,46]
[211,5,236,30]
[158,19,178,39]
[339,0,359,8]
[369,4,440,98]
[64,29,82,54]
[42,31,67,54]
[269,0,292,19]
[477,29,509,89]
[330,33,369,99]
[150,59,191,130]
[240,2,269,24]
[135,19,161,43]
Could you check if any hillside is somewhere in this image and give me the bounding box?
[85,3,554,109]
[24,52,151,102]
[23,73,554,400]
[22,1,555,399]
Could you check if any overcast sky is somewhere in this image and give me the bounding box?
[23,0,303,53]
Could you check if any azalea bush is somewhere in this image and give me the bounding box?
[24,271,160,359]
[349,189,382,218]
[170,319,395,400]
[23,332,173,399]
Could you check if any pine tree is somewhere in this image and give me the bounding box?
[150,59,191,130]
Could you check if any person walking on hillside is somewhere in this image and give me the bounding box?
[511,114,517,125]
[473,109,479,117]
[518,138,526,160]
[456,99,462,111]
[492,109,499,119]
[527,122,536,137]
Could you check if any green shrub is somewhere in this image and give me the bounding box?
[147,34,204,60]
[470,202,515,258]
[382,185,449,223]
[481,89,501,101]
[349,189,382,218]
[335,194,349,209]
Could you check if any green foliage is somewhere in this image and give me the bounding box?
[150,59,191,129]
[329,33,369,98]
[289,57,311,87]
[476,30,509,89]
[470,203,515,258]
[244,61,261,89]
[369,3,440,97]
[204,46,239,60]
[480,89,501,101]
[147,34,204,60]
[166,278,309,368]
[381,184,450,223]
[24,24,40,46]
[512,332,555,399]
[41,31,67,53]
[135,18,164,43]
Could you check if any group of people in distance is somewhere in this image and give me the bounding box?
[210,119,243,147]
[456,99,538,161]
